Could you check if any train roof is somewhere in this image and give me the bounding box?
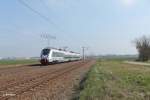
[43,47,80,54]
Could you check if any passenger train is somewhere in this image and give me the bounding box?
[40,47,81,65]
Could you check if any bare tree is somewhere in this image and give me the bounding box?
[134,35,150,61]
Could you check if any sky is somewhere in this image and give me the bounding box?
[0,0,150,57]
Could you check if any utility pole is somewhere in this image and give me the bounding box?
[41,34,56,47]
[82,46,88,61]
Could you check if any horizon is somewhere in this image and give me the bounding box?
[1,0,150,57]
[0,53,138,59]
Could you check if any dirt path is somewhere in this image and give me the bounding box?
[0,60,95,100]
[124,61,150,66]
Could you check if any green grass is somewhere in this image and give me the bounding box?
[79,59,150,100]
[0,59,38,66]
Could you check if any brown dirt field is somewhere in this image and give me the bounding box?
[0,60,95,100]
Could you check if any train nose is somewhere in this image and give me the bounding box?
[41,55,48,59]
[40,59,48,65]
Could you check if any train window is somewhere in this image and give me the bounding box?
[52,52,64,57]
[42,49,50,55]
[52,52,57,57]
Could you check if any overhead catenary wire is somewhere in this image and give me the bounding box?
[39,0,51,13]
[17,0,73,49]
[17,0,64,33]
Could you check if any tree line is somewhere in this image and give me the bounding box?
[134,35,150,62]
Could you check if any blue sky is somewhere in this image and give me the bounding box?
[0,0,150,57]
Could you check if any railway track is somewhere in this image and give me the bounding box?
[0,60,92,100]
[0,61,83,88]
[0,62,75,88]
[0,61,83,90]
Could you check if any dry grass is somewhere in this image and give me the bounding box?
[79,60,150,100]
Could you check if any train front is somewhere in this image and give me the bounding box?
[40,48,50,65]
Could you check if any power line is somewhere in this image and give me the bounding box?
[17,0,63,32]
[39,0,50,13]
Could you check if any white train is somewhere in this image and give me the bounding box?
[40,47,81,65]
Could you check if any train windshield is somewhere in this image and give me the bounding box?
[42,49,50,55]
